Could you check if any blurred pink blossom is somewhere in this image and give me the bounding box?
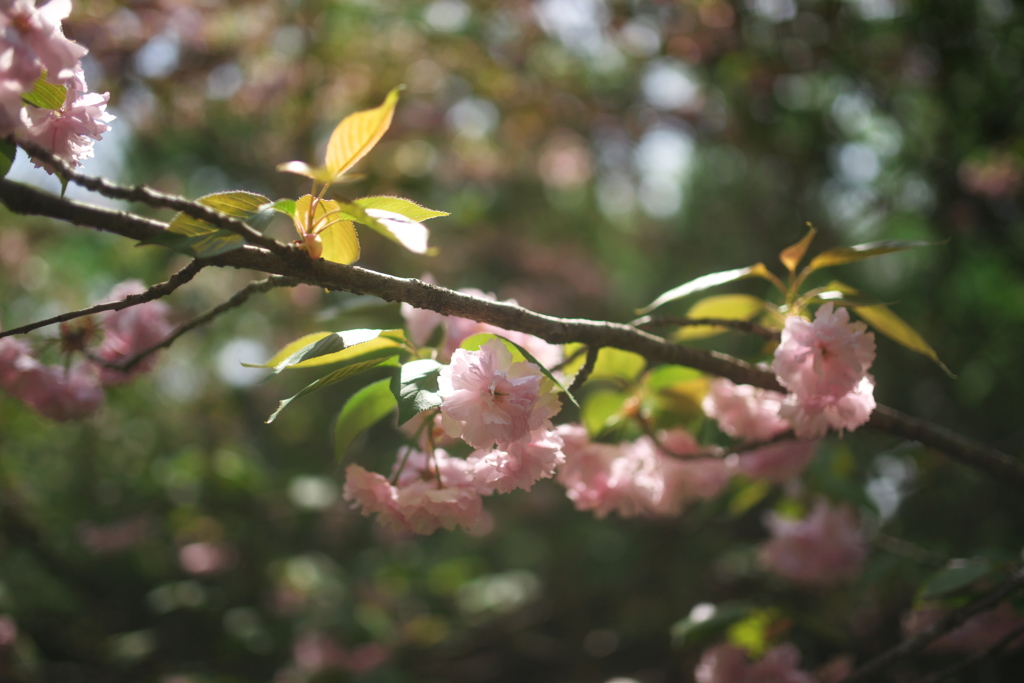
[467,425,565,493]
[0,0,86,82]
[736,439,818,483]
[0,333,33,389]
[78,516,154,554]
[7,361,103,420]
[556,425,729,519]
[293,632,388,674]
[95,280,173,384]
[758,500,867,585]
[902,601,1024,654]
[439,338,560,450]
[773,304,875,399]
[695,643,817,683]
[178,541,236,575]
[703,377,789,442]
[780,375,876,439]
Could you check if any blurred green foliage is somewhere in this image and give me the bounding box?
[2,0,1024,681]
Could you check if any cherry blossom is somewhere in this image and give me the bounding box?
[438,338,560,450]
[735,439,818,483]
[556,425,729,519]
[695,643,817,683]
[758,500,867,585]
[779,375,876,439]
[95,280,173,384]
[343,449,484,535]
[703,377,789,442]
[467,425,565,494]
[773,303,875,400]
[22,66,114,169]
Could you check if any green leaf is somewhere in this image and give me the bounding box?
[0,139,15,179]
[589,347,647,382]
[22,71,66,110]
[726,609,780,658]
[260,329,403,375]
[293,195,360,264]
[673,294,765,341]
[460,333,578,407]
[920,560,996,600]
[391,359,444,425]
[638,263,780,314]
[354,196,449,222]
[671,602,752,650]
[325,86,402,179]
[581,389,631,437]
[266,356,399,424]
[728,478,772,517]
[160,191,272,258]
[806,239,938,272]
[334,200,432,255]
[779,227,817,274]
[334,378,398,461]
[269,198,297,218]
[822,281,953,377]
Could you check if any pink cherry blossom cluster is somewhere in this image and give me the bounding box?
[1,0,114,168]
[902,601,1024,654]
[757,499,867,585]
[0,280,172,420]
[344,339,567,534]
[773,303,877,438]
[695,643,818,683]
[704,304,876,441]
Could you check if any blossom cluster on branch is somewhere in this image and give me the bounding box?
[0,0,113,168]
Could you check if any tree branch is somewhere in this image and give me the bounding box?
[92,275,302,373]
[633,314,780,340]
[0,261,205,339]
[2,178,1022,491]
[840,567,1024,683]
[12,138,293,257]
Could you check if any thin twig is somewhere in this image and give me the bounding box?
[12,137,291,256]
[93,275,302,373]
[633,315,780,340]
[567,345,600,395]
[919,621,1024,683]
[0,261,205,339]
[840,567,1024,683]
[872,533,949,569]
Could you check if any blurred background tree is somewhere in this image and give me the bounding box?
[1,0,1023,681]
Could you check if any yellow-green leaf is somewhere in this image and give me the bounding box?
[806,239,938,272]
[325,86,402,180]
[355,195,449,222]
[673,294,765,341]
[320,219,360,264]
[163,190,270,257]
[638,263,782,314]
[246,330,404,371]
[822,281,953,377]
[779,226,817,274]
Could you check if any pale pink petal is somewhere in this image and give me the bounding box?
[758,500,867,585]
[703,377,789,442]
[737,439,818,483]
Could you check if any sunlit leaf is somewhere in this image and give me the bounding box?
[921,560,995,600]
[728,478,772,517]
[158,190,271,257]
[325,86,402,180]
[245,330,404,372]
[266,356,399,423]
[333,201,432,255]
[822,281,953,377]
[391,359,444,425]
[643,365,708,419]
[294,195,360,264]
[334,378,398,461]
[673,294,765,341]
[806,239,938,272]
[726,609,780,658]
[355,195,449,222]
[779,227,817,274]
[638,263,780,314]
[268,198,297,218]
[22,71,66,110]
